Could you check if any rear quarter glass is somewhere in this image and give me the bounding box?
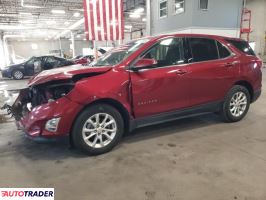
[226,39,255,56]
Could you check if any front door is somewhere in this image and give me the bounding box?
[130,37,190,118]
[24,57,41,76]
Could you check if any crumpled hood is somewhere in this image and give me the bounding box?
[28,64,112,86]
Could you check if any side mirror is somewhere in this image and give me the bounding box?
[132,58,157,71]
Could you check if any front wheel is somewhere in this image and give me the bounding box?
[12,70,24,80]
[72,104,124,155]
[221,85,250,122]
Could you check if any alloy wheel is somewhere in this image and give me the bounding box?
[13,71,23,79]
[82,113,117,148]
[229,91,248,117]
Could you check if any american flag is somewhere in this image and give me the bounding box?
[83,0,124,41]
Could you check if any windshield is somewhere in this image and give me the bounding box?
[91,38,150,66]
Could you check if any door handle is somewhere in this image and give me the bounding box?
[176,69,187,75]
[224,61,238,67]
[224,63,234,67]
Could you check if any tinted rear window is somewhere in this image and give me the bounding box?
[226,39,255,56]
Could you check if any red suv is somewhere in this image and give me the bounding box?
[10,34,262,155]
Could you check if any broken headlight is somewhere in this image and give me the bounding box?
[30,81,75,107]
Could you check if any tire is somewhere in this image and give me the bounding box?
[12,70,24,80]
[72,104,124,155]
[221,85,251,122]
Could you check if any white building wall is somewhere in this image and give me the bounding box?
[150,0,243,37]
[153,27,240,38]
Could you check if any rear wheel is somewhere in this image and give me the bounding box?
[221,85,250,122]
[72,104,124,155]
[12,70,24,80]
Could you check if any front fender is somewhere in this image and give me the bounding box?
[10,66,26,74]
[66,69,132,116]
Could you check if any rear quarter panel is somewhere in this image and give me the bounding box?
[221,37,262,92]
[237,55,262,92]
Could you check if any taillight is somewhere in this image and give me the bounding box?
[257,60,263,69]
[253,59,263,70]
[254,59,263,74]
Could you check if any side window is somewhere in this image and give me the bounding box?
[52,57,63,66]
[27,57,37,65]
[189,38,218,62]
[226,39,255,56]
[43,57,57,70]
[199,0,208,10]
[217,42,231,58]
[46,57,56,63]
[173,0,185,14]
[143,38,185,67]
[159,0,168,18]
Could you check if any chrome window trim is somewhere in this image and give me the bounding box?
[187,37,235,65]
[127,37,236,72]
[127,63,188,72]
[187,54,235,66]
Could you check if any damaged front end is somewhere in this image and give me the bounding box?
[10,80,74,121]
[3,88,31,121]
[2,79,83,138]
[2,65,112,138]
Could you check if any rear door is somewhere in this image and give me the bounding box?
[131,37,190,118]
[186,37,240,106]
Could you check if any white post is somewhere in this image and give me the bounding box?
[70,31,75,58]
[59,37,63,57]
[0,32,6,68]
[130,27,132,40]
[3,37,10,66]
[146,0,151,36]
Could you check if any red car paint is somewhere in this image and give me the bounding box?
[13,34,262,138]
[28,64,112,86]
[74,58,88,65]
[17,96,82,137]
[73,55,95,65]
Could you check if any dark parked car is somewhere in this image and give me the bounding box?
[71,55,83,61]
[73,55,95,65]
[9,34,262,155]
[1,56,74,80]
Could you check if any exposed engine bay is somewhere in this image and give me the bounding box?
[3,80,74,121]
[29,80,74,107]
[1,69,109,121]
